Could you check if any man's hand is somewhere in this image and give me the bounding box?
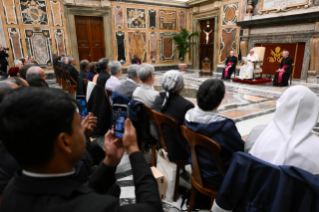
[123,119,139,155]
[103,128,125,167]
[81,112,97,136]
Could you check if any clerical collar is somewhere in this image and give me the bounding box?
[22,169,75,178]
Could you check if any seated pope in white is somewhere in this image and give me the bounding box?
[239,49,259,80]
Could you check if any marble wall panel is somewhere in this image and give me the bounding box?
[2,0,18,24]
[127,8,146,28]
[220,28,237,63]
[159,10,176,30]
[178,11,186,29]
[149,32,157,63]
[20,0,49,25]
[188,11,192,32]
[116,31,126,64]
[113,6,124,29]
[149,9,156,29]
[50,1,63,26]
[25,29,52,66]
[128,31,147,62]
[7,28,23,60]
[160,32,175,62]
[222,2,239,26]
[54,29,66,56]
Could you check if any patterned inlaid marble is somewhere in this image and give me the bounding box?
[54,29,66,56]
[2,0,18,24]
[7,28,23,60]
[50,1,63,26]
[113,6,124,29]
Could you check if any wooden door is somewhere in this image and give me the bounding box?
[75,16,105,62]
[200,19,214,69]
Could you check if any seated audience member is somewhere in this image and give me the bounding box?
[26,67,47,81]
[61,56,69,70]
[58,55,64,67]
[273,51,293,87]
[27,76,48,87]
[153,71,194,160]
[14,60,23,68]
[8,67,20,77]
[96,58,110,87]
[92,62,101,84]
[19,58,27,66]
[184,79,244,188]
[80,59,89,79]
[6,77,29,87]
[0,87,163,212]
[0,81,17,102]
[67,58,79,83]
[19,63,35,80]
[132,53,141,65]
[86,62,96,82]
[132,64,159,108]
[116,64,140,99]
[53,54,59,66]
[247,86,319,176]
[105,61,122,92]
[24,56,29,64]
[28,56,35,64]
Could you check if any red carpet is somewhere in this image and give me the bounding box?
[232,78,272,85]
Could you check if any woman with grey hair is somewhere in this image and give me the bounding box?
[153,70,194,161]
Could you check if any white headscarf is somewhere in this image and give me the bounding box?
[250,86,319,175]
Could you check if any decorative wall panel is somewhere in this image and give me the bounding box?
[20,0,49,25]
[2,0,18,24]
[188,11,192,32]
[149,9,156,29]
[128,31,147,63]
[50,1,63,26]
[113,6,124,29]
[220,28,237,62]
[54,29,66,56]
[159,10,176,30]
[149,32,157,63]
[7,28,23,60]
[127,8,146,28]
[222,2,238,26]
[160,32,175,62]
[25,29,52,66]
[116,31,126,64]
[178,11,186,29]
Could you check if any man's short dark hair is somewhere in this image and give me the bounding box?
[19,64,35,79]
[89,62,96,73]
[80,60,89,70]
[98,58,109,72]
[0,82,14,103]
[28,55,33,60]
[197,79,225,111]
[27,76,48,87]
[6,77,28,87]
[0,87,77,168]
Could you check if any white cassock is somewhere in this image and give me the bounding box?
[238,53,259,79]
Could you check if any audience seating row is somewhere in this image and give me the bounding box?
[53,65,77,96]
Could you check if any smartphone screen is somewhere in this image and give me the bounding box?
[113,104,129,138]
[76,96,88,118]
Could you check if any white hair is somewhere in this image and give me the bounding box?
[108,61,122,75]
[127,64,139,79]
[14,60,21,67]
[250,49,254,52]
[138,64,155,82]
[284,51,289,55]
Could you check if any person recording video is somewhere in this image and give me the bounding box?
[0,45,9,74]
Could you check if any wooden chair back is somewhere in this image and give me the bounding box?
[152,110,182,154]
[180,125,226,188]
[141,104,155,122]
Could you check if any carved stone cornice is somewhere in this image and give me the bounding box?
[62,0,111,8]
[187,0,211,6]
[109,0,189,8]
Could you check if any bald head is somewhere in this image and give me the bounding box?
[26,67,46,80]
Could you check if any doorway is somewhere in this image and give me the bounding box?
[75,16,105,62]
[199,19,215,70]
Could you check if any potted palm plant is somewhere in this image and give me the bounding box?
[170,28,199,72]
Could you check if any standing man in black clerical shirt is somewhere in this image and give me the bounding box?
[222,50,238,80]
[0,45,9,75]
[273,51,293,87]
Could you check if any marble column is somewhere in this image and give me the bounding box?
[310,37,319,75]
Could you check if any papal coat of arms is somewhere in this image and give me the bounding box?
[20,0,48,25]
[268,46,285,63]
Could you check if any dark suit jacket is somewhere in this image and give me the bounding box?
[97,71,111,88]
[58,61,62,68]
[67,65,79,84]
[80,69,89,79]
[116,80,138,99]
[132,58,141,65]
[0,152,163,212]
[153,93,194,161]
[62,64,69,71]
[278,56,293,71]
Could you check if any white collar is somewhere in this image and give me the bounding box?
[22,169,75,178]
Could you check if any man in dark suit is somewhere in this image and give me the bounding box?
[67,57,79,83]
[80,59,89,79]
[0,87,163,212]
[96,58,111,87]
[62,56,69,70]
[53,54,59,66]
[116,64,140,99]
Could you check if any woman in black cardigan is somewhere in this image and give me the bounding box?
[222,51,238,79]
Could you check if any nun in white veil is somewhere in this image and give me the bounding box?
[248,86,319,176]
